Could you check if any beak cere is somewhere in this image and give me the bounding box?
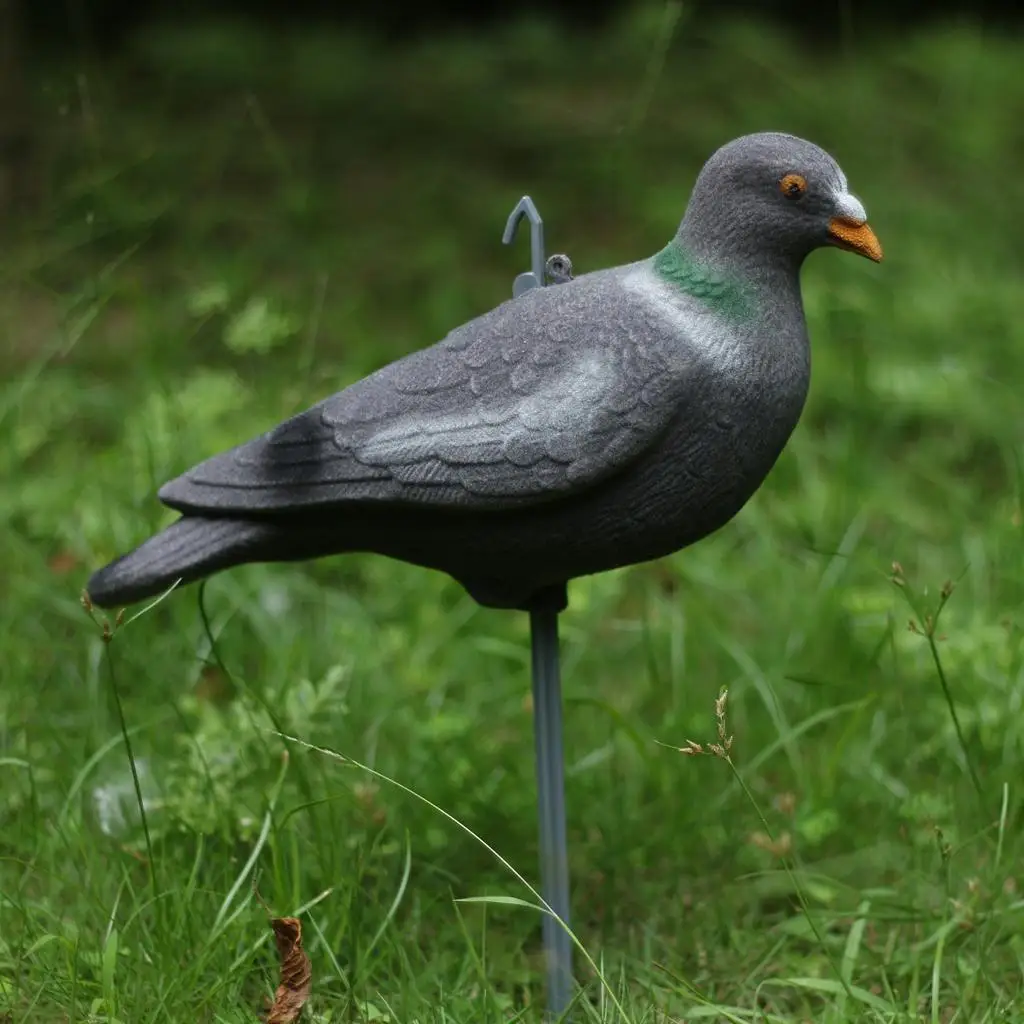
[828,192,883,262]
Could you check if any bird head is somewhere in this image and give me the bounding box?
[682,132,883,267]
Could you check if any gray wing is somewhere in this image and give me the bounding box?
[158,272,690,514]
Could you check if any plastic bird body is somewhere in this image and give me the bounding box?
[87,133,882,610]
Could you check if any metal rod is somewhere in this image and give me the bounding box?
[530,606,572,1018]
[503,196,575,1018]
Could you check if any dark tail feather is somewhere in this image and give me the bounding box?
[86,515,286,608]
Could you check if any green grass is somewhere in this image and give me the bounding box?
[3,5,1024,1020]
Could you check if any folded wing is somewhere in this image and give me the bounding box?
[159,274,689,513]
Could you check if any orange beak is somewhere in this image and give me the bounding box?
[828,217,883,262]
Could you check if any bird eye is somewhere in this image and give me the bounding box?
[779,173,807,199]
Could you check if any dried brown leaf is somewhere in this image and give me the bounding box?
[48,550,79,574]
[748,830,793,858]
[194,664,234,704]
[266,917,311,1024]
[774,791,797,817]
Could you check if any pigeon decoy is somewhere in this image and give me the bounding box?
[87,132,882,1018]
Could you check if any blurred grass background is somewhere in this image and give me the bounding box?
[3,3,1024,1020]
